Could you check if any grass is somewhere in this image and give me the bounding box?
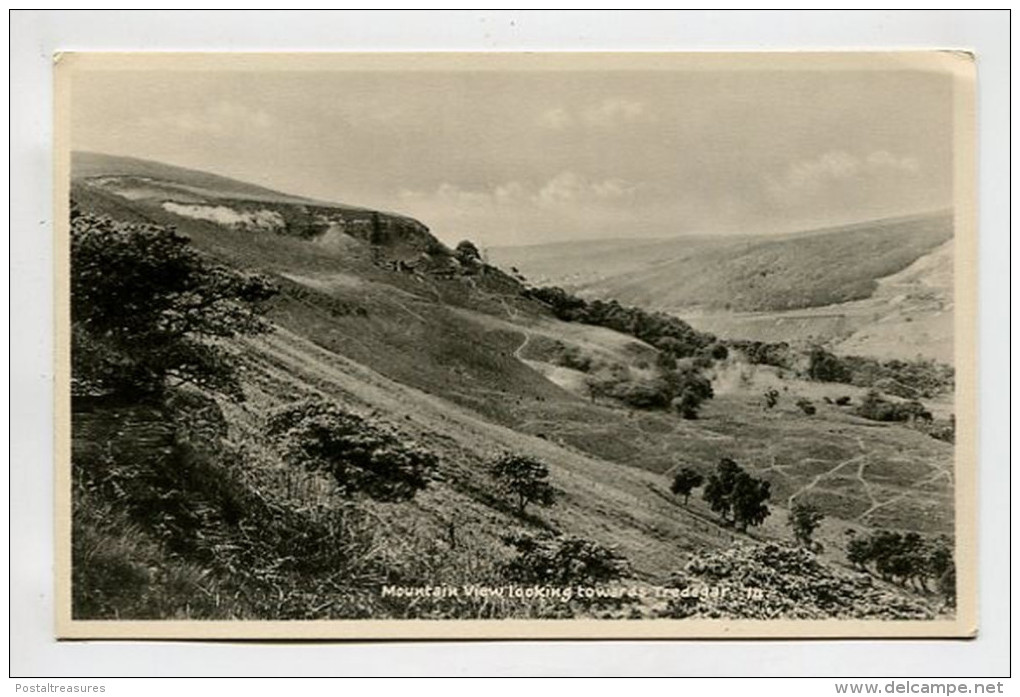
[499,212,953,313]
[67,157,954,620]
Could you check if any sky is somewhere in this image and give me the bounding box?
[71,63,954,248]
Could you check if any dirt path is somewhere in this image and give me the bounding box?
[786,454,866,507]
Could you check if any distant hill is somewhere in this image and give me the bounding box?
[491,213,953,314]
[72,151,326,205]
[69,154,954,621]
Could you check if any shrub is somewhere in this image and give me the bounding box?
[788,502,825,546]
[855,390,932,423]
[807,346,852,383]
[670,466,705,506]
[490,453,556,514]
[553,344,593,372]
[795,398,817,416]
[501,531,631,585]
[844,528,955,600]
[668,368,714,419]
[727,339,793,369]
[523,286,715,358]
[763,389,780,410]
[70,209,277,400]
[267,399,438,502]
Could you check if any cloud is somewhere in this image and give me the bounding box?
[395,172,644,245]
[534,171,638,206]
[536,107,572,130]
[536,98,651,130]
[139,101,275,138]
[767,150,921,206]
[582,98,648,127]
[401,171,639,212]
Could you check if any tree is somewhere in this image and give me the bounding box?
[669,368,714,419]
[730,472,771,532]
[266,399,438,502]
[71,210,277,399]
[702,458,770,531]
[455,239,482,265]
[702,458,743,523]
[788,501,825,546]
[807,345,852,383]
[670,467,704,506]
[763,388,780,409]
[491,453,556,514]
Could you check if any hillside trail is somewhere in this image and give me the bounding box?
[485,291,533,363]
[855,467,951,523]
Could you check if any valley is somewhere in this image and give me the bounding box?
[67,153,957,621]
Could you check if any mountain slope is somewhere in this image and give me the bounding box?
[69,153,953,620]
[492,213,953,314]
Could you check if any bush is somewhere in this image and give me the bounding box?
[788,502,825,546]
[523,286,715,358]
[763,389,780,410]
[795,398,817,416]
[267,399,438,502]
[807,346,852,383]
[552,343,593,372]
[727,340,793,369]
[844,529,955,602]
[71,209,277,400]
[702,458,771,531]
[668,368,714,419]
[855,390,932,423]
[71,394,384,620]
[501,531,631,585]
[670,466,704,505]
[490,453,556,514]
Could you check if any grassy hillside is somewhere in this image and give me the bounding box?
[68,154,956,621]
[73,151,325,205]
[492,213,953,314]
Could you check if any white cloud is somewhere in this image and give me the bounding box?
[582,98,648,128]
[536,107,572,130]
[536,98,651,130]
[767,150,921,204]
[140,101,275,138]
[534,171,638,207]
[401,171,639,212]
[394,172,644,245]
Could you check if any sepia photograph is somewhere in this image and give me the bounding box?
[53,51,977,640]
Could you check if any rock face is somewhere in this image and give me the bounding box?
[656,543,940,620]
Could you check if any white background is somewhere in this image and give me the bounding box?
[8,10,1012,678]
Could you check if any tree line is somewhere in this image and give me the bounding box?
[523,285,717,359]
[846,529,956,605]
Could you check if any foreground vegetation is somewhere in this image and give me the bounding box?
[69,157,957,621]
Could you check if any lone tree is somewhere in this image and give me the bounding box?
[71,210,277,400]
[491,453,556,515]
[763,388,780,410]
[668,368,714,419]
[670,466,704,506]
[730,472,771,532]
[266,399,438,502]
[788,501,825,546]
[702,457,771,531]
